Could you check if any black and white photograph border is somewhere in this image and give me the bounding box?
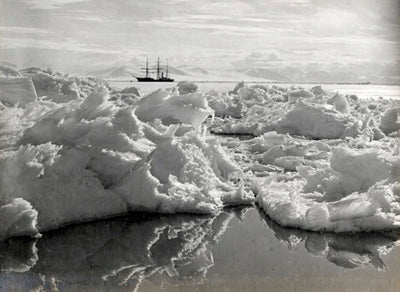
[0,0,400,291]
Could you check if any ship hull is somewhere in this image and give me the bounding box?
[136,77,174,82]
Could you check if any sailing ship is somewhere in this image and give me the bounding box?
[135,57,174,82]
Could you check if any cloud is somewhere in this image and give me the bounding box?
[138,18,271,34]
[0,26,49,34]
[0,37,130,55]
[21,0,93,10]
[233,51,284,68]
[0,0,398,80]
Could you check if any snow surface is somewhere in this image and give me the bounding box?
[210,83,396,140]
[0,70,399,240]
[0,70,252,240]
[135,87,214,131]
[209,82,399,233]
[255,147,400,232]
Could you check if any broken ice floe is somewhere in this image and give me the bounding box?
[0,74,252,240]
[210,82,399,233]
[1,73,399,239]
[254,146,400,232]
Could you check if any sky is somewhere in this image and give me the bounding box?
[0,0,399,82]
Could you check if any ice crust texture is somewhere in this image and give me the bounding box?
[255,146,400,232]
[209,83,394,140]
[0,69,252,240]
[0,67,399,240]
[209,82,399,232]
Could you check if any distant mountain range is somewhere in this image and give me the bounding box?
[88,65,136,79]
[87,61,280,82]
[237,68,291,82]
[86,58,399,84]
[3,55,399,84]
[86,64,356,83]
[88,64,206,79]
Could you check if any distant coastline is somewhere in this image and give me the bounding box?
[105,79,400,86]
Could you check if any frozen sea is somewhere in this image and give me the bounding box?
[109,80,400,100]
[1,81,399,292]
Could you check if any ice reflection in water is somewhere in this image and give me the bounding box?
[0,238,38,273]
[0,211,234,291]
[258,208,400,270]
[1,208,400,291]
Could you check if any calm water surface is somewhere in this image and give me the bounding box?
[1,208,399,292]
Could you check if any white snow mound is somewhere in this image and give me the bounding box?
[135,88,213,131]
[275,101,347,139]
[0,86,251,240]
[256,147,400,232]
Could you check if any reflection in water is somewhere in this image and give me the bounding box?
[1,207,400,291]
[0,211,236,291]
[258,208,400,270]
[0,238,38,273]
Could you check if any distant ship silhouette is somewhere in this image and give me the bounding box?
[134,57,174,82]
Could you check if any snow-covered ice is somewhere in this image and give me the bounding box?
[0,72,252,240]
[135,87,214,131]
[0,77,37,107]
[1,72,399,240]
[255,146,400,232]
[209,82,399,232]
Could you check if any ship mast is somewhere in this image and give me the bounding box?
[156,57,160,80]
[166,59,169,78]
[145,57,149,78]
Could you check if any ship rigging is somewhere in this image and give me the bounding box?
[134,57,174,82]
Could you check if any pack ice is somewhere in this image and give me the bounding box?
[209,82,399,232]
[209,83,396,139]
[0,69,252,240]
[255,146,400,232]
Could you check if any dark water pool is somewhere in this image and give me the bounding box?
[1,207,399,292]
